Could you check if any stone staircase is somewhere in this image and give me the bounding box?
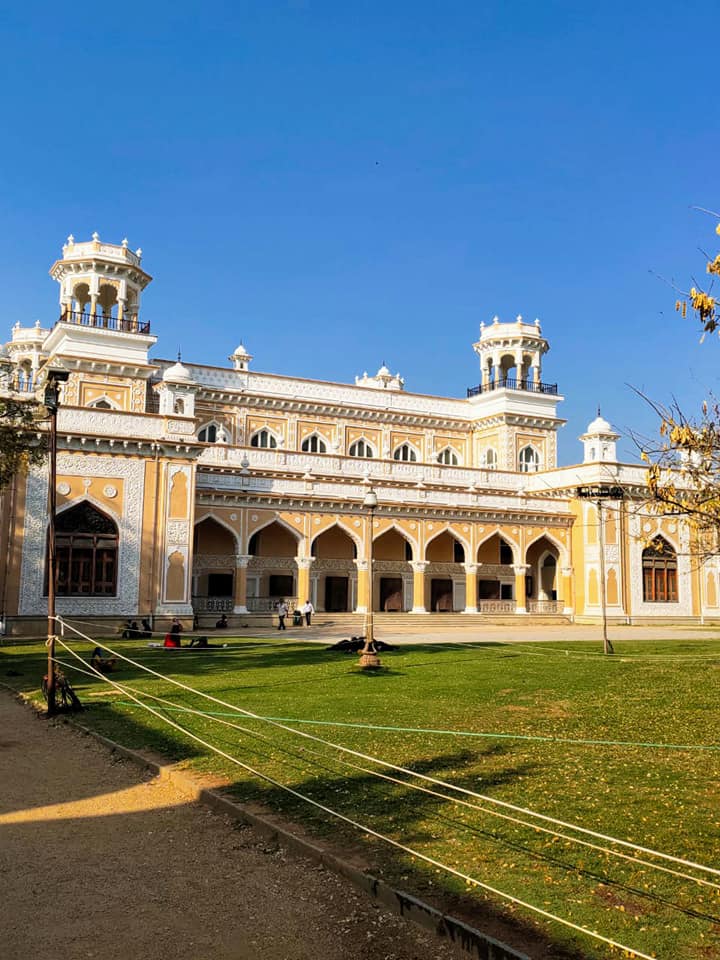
[195,611,571,632]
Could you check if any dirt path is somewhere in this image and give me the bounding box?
[0,691,464,960]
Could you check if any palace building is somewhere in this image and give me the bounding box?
[0,234,716,635]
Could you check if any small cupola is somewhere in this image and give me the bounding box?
[579,408,619,463]
[156,354,198,418]
[229,341,252,371]
[355,361,405,391]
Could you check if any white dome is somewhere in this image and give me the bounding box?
[586,414,614,435]
[163,360,195,385]
[376,363,391,377]
[232,342,250,357]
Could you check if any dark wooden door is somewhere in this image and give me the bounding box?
[380,577,403,611]
[325,576,349,612]
[431,578,453,611]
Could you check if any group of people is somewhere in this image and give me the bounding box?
[120,618,153,639]
[276,599,314,630]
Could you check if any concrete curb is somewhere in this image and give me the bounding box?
[4,685,530,960]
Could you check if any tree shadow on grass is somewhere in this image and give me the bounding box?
[223,744,587,959]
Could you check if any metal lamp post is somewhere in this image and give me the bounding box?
[44,369,69,716]
[577,484,624,656]
[358,488,381,670]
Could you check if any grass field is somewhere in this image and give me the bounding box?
[3,633,720,959]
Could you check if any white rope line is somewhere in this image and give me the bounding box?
[52,639,654,960]
[57,617,720,882]
[60,664,718,897]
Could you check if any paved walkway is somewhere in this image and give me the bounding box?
[238,621,720,645]
[0,691,464,960]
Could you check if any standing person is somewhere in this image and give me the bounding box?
[301,598,314,627]
[276,599,288,631]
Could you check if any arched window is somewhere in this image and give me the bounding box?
[642,538,678,603]
[393,443,417,462]
[348,438,374,458]
[301,434,327,454]
[483,448,498,470]
[198,424,218,443]
[49,501,118,596]
[173,397,185,416]
[250,428,278,448]
[90,398,113,410]
[437,447,459,466]
[519,445,540,473]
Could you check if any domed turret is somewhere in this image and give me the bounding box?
[229,341,253,371]
[156,354,198,418]
[580,408,619,463]
[162,358,196,385]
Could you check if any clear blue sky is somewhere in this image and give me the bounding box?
[1,1,718,464]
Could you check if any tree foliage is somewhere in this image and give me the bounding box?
[642,211,720,533]
[0,396,47,490]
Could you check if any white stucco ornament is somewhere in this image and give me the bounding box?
[57,482,71,496]
[103,484,118,499]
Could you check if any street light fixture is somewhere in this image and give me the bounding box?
[358,488,381,670]
[44,368,69,716]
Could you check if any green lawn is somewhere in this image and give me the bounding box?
[3,635,720,959]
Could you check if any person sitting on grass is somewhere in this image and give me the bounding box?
[90,647,117,673]
[163,633,181,648]
[188,635,227,649]
[141,618,153,638]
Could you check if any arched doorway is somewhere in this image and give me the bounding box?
[425,530,465,611]
[373,528,413,611]
[476,534,516,608]
[247,521,301,610]
[525,536,561,612]
[311,525,358,612]
[192,517,237,613]
[50,501,119,596]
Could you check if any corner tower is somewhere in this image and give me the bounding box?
[467,315,564,472]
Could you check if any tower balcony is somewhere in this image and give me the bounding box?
[467,377,558,398]
[57,309,151,336]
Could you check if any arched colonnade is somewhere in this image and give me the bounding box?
[191,512,572,616]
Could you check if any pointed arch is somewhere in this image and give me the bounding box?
[424,524,470,561]
[436,446,460,466]
[55,494,121,526]
[519,444,541,473]
[525,530,568,566]
[392,442,420,462]
[49,500,119,597]
[372,522,418,561]
[246,514,303,555]
[198,421,222,443]
[250,427,279,449]
[310,519,362,555]
[476,529,519,564]
[642,536,678,603]
[193,513,240,552]
[348,437,375,459]
[301,432,328,454]
[87,394,120,411]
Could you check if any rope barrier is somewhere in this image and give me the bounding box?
[55,617,720,883]
[52,639,655,960]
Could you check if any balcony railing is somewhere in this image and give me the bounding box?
[247,596,298,613]
[58,309,151,335]
[192,596,234,613]
[478,600,517,614]
[467,377,558,398]
[527,600,563,614]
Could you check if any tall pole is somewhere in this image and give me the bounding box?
[46,394,58,715]
[359,489,380,669]
[597,499,613,655]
